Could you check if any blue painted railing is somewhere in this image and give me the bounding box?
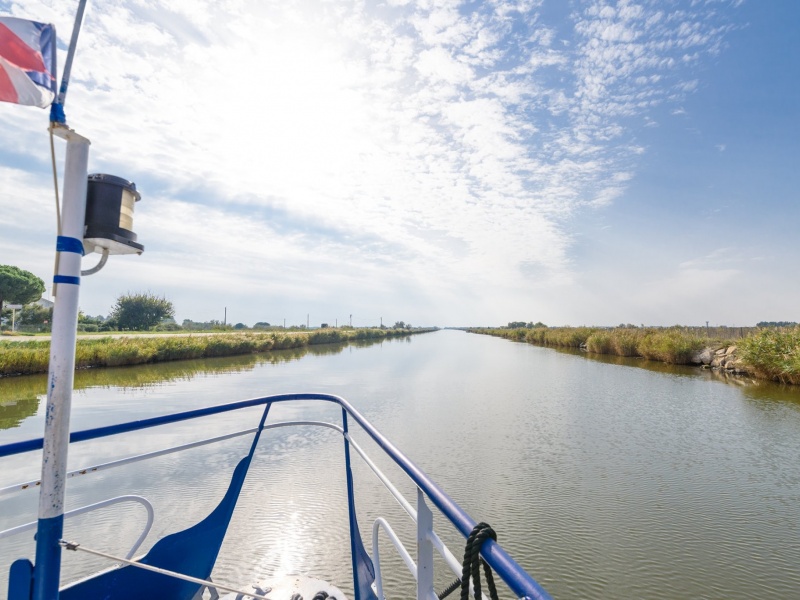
[1,393,552,600]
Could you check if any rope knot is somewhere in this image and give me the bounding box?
[460,523,499,600]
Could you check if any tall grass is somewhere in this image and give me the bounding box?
[737,326,800,385]
[473,326,710,365]
[636,330,704,364]
[0,328,434,377]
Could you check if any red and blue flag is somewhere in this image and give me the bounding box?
[0,16,56,108]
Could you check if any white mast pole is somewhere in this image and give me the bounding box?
[33,127,90,600]
[32,0,91,595]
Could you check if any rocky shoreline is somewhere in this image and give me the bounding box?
[691,345,749,375]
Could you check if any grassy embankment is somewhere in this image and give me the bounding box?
[470,326,800,385]
[736,327,800,385]
[0,328,433,377]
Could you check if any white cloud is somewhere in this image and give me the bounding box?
[0,0,744,324]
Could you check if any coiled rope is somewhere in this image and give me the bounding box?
[459,522,499,600]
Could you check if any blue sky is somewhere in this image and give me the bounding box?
[1,0,797,328]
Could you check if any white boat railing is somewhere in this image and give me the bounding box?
[0,495,154,560]
[0,393,552,600]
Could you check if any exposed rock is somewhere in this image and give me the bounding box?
[693,348,714,365]
[698,345,751,378]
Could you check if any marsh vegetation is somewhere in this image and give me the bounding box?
[471,325,800,385]
[0,328,434,377]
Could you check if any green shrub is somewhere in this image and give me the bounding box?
[586,331,612,354]
[525,328,548,345]
[543,327,595,348]
[310,329,346,344]
[637,330,703,364]
[610,329,641,357]
[738,326,800,384]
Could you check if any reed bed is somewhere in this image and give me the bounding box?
[737,326,800,385]
[0,328,432,377]
[473,326,709,364]
[472,325,800,384]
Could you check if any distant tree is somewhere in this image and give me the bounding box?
[0,265,45,309]
[507,321,527,329]
[757,321,798,328]
[234,322,247,330]
[18,304,53,325]
[252,322,271,329]
[109,292,174,331]
[78,312,104,326]
[393,321,406,329]
[529,321,547,328]
[182,319,229,330]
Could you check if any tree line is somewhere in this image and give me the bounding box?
[3,264,414,333]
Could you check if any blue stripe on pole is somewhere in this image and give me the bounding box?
[32,514,65,600]
[53,275,80,286]
[56,236,84,255]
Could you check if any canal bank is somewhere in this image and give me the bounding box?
[0,327,436,377]
[468,326,800,386]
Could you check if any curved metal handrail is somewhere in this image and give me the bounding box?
[0,495,154,559]
[0,392,552,600]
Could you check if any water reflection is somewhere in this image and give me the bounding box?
[0,338,390,431]
[2,331,800,600]
[555,346,775,389]
[0,396,39,429]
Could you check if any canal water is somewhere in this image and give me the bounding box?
[1,330,799,598]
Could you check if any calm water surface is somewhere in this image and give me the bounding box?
[1,330,799,599]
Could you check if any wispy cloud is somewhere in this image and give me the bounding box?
[0,0,743,323]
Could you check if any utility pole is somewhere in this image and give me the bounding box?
[224,307,227,326]
[283,318,286,329]
[307,313,309,328]
[350,314,352,327]
[335,318,338,328]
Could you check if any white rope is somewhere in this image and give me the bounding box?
[49,124,62,297]
[49,124,62,234]
[59,540,272,599]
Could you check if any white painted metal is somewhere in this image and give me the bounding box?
[346,434,464,579]
[59,541,274,600]
[372,517,417,599]
[38,127,89,521]
[416,488,437,600]
[218,574,348,600]
[1,427,261,497]
[0,495,154,559]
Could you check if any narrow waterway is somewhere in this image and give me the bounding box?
[1,330,799,598]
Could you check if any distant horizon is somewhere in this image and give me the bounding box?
[16,301,793,332]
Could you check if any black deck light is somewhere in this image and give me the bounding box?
[83,173,144,256]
